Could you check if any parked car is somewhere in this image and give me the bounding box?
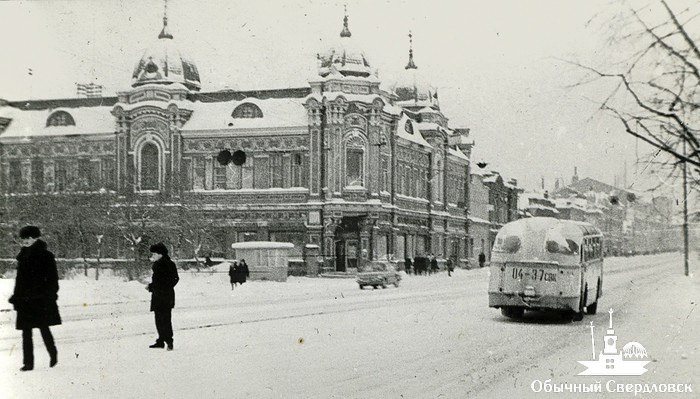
[357,261,401,289]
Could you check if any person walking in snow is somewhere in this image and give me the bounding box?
[146,243,179,351]
[404,257,413,275]
[429,254,439,275]
[228,260,238,290]
[446,257,454,277]
[9,226,60,371]
[237,259,250,285]
[478,252,486,269]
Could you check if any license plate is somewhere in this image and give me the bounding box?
[510,267,557,282]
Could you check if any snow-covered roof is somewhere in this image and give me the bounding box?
[468,215,491,225]
[306,91,384,104]
[395,99,436,109]
[447,147,469,161]
[526,204,560,213]
[0,105,115,140]
[396,114,432,148]
[117,99,191,112]
[419,106,440,115]
[184,97,307,130]
[415,122,441,131]
[483,174,499,183]
[231,241,295,249]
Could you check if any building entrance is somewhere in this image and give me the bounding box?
[334,216,363,272]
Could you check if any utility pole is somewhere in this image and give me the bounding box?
[682,139,689,276]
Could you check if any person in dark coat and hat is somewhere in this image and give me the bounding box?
[8,226,61,371]
[237,259,250,285]
[228,260,238,290]
[146,243,179,350]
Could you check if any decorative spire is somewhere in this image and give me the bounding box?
[405,31,417,70]
[340,5,352,38]
[158,0,173,39]
[608,308,614,329]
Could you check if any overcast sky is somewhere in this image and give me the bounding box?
[0,0,679,195]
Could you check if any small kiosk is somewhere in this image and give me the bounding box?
[230,241,294,282]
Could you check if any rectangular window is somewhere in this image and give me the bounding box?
[90,160,100,191]
[78,158,91,190]
[242,156,254,189]
[32,159,44,192]
[9,160,22,192]
[102,158,115,190]
[254,156,270,189]
[271,154,283,188]
[227,164,242,190]
[181,158,192,190]
[213,160,227,189]
[193,157,205,190]
[55,161,67,192]
[380,157,389,193]
[291,153,302,187]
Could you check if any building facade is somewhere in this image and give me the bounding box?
[0,11,478,272]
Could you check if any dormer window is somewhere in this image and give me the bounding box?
[46,111,75,127]
[405,120,413,134]
[232,103,263,119]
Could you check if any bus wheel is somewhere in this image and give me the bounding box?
[586,301,598,315]
[571,286,586,321]
[586,280,600,315]
[501,307,524,319]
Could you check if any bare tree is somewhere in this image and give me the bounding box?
[574,0,699,192]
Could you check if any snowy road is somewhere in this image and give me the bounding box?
[0,253,697,398]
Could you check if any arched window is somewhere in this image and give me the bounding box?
[140,142,159,190]
[232,103,263,118]
[344,132,366,187]
[46,111,75,127]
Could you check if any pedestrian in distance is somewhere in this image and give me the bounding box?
[430,255,439,275]
[404,257,412,275]
[146,243,179,351]
[8,226,60,371]
[238,259,250,285]
[478,252,486,269]
[446,258,454,277]
[228,260,238,290]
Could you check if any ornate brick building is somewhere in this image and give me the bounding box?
[0,10,479,272]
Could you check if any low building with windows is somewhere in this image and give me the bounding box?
[0,10,480,272]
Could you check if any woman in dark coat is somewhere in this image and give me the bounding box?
[237,259,250,285]
[228,260,238,290]
[8,226,60,371]
[147,243,179,350]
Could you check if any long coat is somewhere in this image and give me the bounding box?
[9,239,62,330]
[237,262,250,284]
[148,256,179,311]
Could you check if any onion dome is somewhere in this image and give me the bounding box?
[389,32,437,106]
[317,7,372,78]
[131,3,201,91]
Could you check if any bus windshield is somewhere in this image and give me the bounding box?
[492,218,583,261]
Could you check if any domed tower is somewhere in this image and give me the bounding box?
[131,0,201,91]
[112,0,196,197]
[390,31,438,111]
[317,6,372,79]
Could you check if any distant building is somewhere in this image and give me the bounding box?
[551,175,680,256]
[0,8,476,272]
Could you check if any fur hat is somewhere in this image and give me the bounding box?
[18,225,42,239]
[149,242,169,256]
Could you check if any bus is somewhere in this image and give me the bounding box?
[488,217,604,321]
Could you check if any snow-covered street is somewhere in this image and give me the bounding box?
[1,253,697,398]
